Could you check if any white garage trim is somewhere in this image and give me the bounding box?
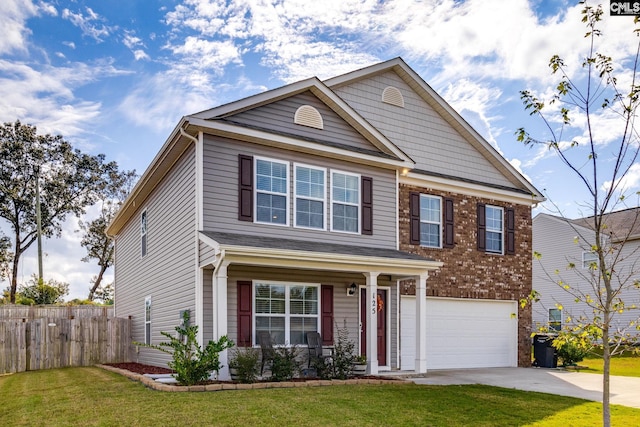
[400,296,518,370]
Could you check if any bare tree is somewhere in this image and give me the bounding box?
[78,168,136,300]
[517,5,640,426]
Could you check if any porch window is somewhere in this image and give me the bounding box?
[254,282,319,345]
[294,164,325,230]
[331,171,360,233]
[256,157,289,225]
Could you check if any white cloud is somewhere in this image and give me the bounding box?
[0,0,38,54]
[61,7,114,42]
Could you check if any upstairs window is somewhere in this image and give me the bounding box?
[294,164,326,230]
[485,205,504,254]
[331,171,359,233]
[141,211,147,257]
[255,157,289,225]
[420,195,442,248]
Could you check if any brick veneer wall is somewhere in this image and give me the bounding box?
[398,183,533,367]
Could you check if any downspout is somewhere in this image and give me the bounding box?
[180,125,203,344]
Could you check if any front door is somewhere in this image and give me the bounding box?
[360,288,387,366]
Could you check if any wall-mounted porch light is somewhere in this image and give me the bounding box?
[347,282,357,296]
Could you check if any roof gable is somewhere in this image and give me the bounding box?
[325,58,544,202]
[188,77,412,166]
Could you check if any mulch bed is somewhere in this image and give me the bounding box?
[106,362,174,375]
[104,362,400,385]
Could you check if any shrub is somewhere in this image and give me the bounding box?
[229,347,260,383]
[556,340,590,366]
[332,321,355,379]
[135,311,233,385]
[270,346,300,381]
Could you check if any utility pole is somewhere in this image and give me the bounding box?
[35,167,43,282]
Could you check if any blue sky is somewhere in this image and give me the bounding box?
[1,0,639,299]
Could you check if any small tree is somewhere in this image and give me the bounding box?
[135,311,233,385]
[517,4,640,426]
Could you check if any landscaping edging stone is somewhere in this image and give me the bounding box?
[97,364,406,392]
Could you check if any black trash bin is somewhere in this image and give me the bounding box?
[533,334,557,368]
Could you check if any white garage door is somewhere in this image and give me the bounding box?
[400,297,518,370]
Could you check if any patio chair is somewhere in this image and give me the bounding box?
[306,331,333,368]
[257,331,275,375]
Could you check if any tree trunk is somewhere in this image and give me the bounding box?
[602,322,611,427]
[9,230,21,304]
[88,264,107,300]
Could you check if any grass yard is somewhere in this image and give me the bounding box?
[576,352,640,377]
[1,367,639,426]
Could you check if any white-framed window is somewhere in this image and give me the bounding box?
[141,210,147,257]
[485,205,504,254]
[549,308,562,332]
[255,157,289,226]
[144,296,152,345]
[254,281,319,346]
[294,163,326,230]
[331,171,360,233]
[582,251,598,269]
[420,195,442,248]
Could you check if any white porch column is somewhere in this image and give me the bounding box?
[214,260,230,379]
[364,271,380,374]
[415,273,429,373]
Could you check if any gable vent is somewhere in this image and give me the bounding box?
[382,86,404,108]
[294,105,324,130]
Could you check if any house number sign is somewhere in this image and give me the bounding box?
[371,294,377,314]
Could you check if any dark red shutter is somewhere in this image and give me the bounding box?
[321,285,334,345]
[237,281,252,347]
[238,155,253,221]
[361,176,373,235]
[506,207,515,255]
[477,203,486,251]
[443,197,454,248]
[409,192,421,245]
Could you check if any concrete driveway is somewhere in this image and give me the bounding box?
[408,367,640,408]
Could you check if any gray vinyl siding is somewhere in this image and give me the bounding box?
[199,241,215,266]
[202,135,398,249]
[532,214,640,336]
[229,91,377,152]
[113,145,197,368]
[225,265,398,367]
[333,71,515,188]
[202,268,214,342]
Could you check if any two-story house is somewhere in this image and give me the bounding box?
[106,58,543,377]
[533,211,640,338]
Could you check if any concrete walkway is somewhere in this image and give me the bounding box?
[407,367,640,408]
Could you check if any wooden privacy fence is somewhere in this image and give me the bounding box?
[0,305,131,374]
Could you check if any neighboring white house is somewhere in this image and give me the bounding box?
[532,211,640,338]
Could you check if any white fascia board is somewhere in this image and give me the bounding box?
[401,172,541,206]
[219,245,442,276]
[186,117,411,170]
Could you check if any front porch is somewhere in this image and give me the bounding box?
[197,231,442,379]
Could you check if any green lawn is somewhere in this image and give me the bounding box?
[1,367,639,426]
[576,353,640,377]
